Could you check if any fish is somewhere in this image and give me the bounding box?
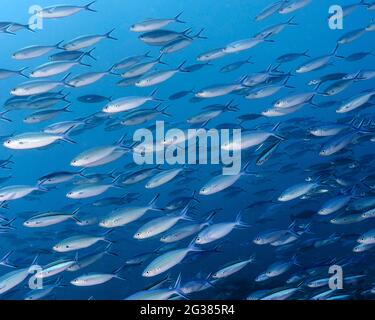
[99,194,162,228]
[278,178,321,202]
[23,105,71,124]
[0,67,28,80]
[160,29,206,54]
[53,231,113,252]
[199,163,258,196]
[49,48,97,62]
[223,38,271,54]
[78,94,112,103]
[142,239,206,277]
[112,52,152,70]
[37,2,97,19]
[135,61,188,87]
[160,210,215,243]
[23,208,80,228]
[63,29,117,51]
[66,66,117,88]
[3,131,75,150]
[125,274,187,300]
[255,1,287,21]
[36,259,76,279]
[145,168,184,189]
[30,57,91,78]
[130,12,185,32]
[11,74,72,96]
[276,50,310,63]
[139,28,192,46]
[66,177,123,200]
[134,205,193,240]
[336,90,375,113]
[260,287,300,300]
[254,17,298,39]
[296,45,343,73]
[102,89,162,113]
[212,256,255,279]
[278,0,312,14]
[13,42,64,60]
[220,57,253,73]
[71,269,125,286]
[70,135,130,168]
[195,211,250,244]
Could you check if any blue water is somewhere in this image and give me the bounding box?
[0,0,374,300]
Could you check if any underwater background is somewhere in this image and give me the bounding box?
[0,0,374,300]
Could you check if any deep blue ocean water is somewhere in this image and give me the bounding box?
[0,0,374,300]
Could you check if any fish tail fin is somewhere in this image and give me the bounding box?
[235,210,251,228]
[62,103,72,113]
[62,93,71,103]
[30,253,40,268]
[272,122,281,132]
[292,254,302,267]
[332,43,343,58]
[0,251,17,268]
[60,129,77,145]
[271,64,283,74]
[102,229,115,241]
[84,1,97,12]
[85,47,97,61]
[148,193,164,211]
[61,72,72,86]
[182,27,193,35]
[105,242,119,257]
[242,161,258,176]
[17,67,29,79]
[173,274,189,300]
[287,16,298,26]
[150,88,164,102]
[191,190,200,204]
[156,53,168,65]
[194,28,207,39]
[108,64,119,75]
[181,204,194,221]
[55,40,65,50]
[0,110,12,123]
[204,209,217,225]
[77,54,91,67]
[174,11,185,23]
[36,181,49,192]
[112,263,127,280]
[4,25,16,35]
[71,206,81,218]
[303,49,310,57]
[116,133,128,147]
[2,217,16,230]
[105,28,118,40]
[177,60,188,72]
[144,50,153,58]
[282,73,294,87]
[247,254,256,264]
